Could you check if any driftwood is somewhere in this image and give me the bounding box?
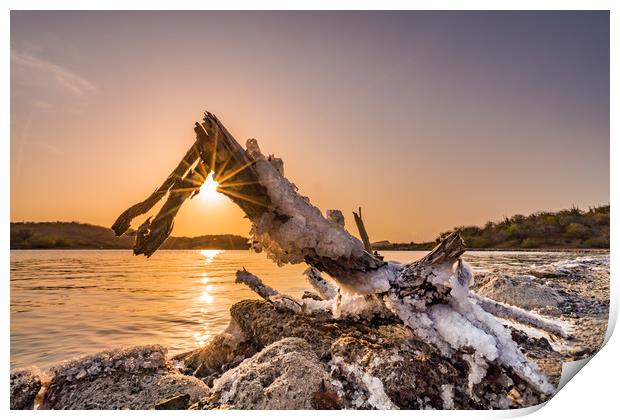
[113,114,462,297]
[352,207,372,254]
[112,112,557,396]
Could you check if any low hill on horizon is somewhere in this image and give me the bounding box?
[11,205,609,251]
[373,205,609,251]
[10,222,250,250]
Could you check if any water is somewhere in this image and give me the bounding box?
[10,249,608,369]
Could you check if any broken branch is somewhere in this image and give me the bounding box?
[352,207,372,254]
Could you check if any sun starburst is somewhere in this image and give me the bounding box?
[198,172,222,201]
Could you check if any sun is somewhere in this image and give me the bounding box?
[199,172,222,201]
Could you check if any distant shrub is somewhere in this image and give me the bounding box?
[565,223,589,239]
[541,215,559,226]
[14,229,33,242]
[521,238,537,248]
[505,223,521,238]
[493,230,510,243]
[589,239,609,248]
[31,237,56,249]
[464,236,490,248]
[589,205,610,215]
[460,226,482,236]
[590,212,610,225]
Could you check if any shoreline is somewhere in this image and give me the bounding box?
[11,252,609,409]
[10,247,610,252]
[10,299,567,410]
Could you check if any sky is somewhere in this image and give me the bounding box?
[10,11,609,242]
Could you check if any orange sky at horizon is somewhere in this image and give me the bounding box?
[10,11,609,242]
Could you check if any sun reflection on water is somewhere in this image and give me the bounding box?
[194,330,211,347]
[199,284,215,304]
[200,249,223,264]
[193,250,225,347]
[194,284,216,346]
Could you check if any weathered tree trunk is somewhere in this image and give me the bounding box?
[113,113,393,287]
[112,114,271,244]
[112,113,464,297]
[111,112,553,396]
[111,142,202,237]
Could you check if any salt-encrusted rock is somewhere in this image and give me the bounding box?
[40,345,209,410]
[328,325,550,409]
[185,299,554,409]
[174,320,258,385]
[10,367,45,410]
[530,255,610,280]
[475,275,564,312]
[473,254,609,358]
[509,328,562,384]
[193,337,337,409]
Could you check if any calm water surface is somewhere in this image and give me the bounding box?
[10,249,605,369]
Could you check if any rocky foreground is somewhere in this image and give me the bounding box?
[10,253,608,410]
[471,253,610,359]
[12,299,561,410]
